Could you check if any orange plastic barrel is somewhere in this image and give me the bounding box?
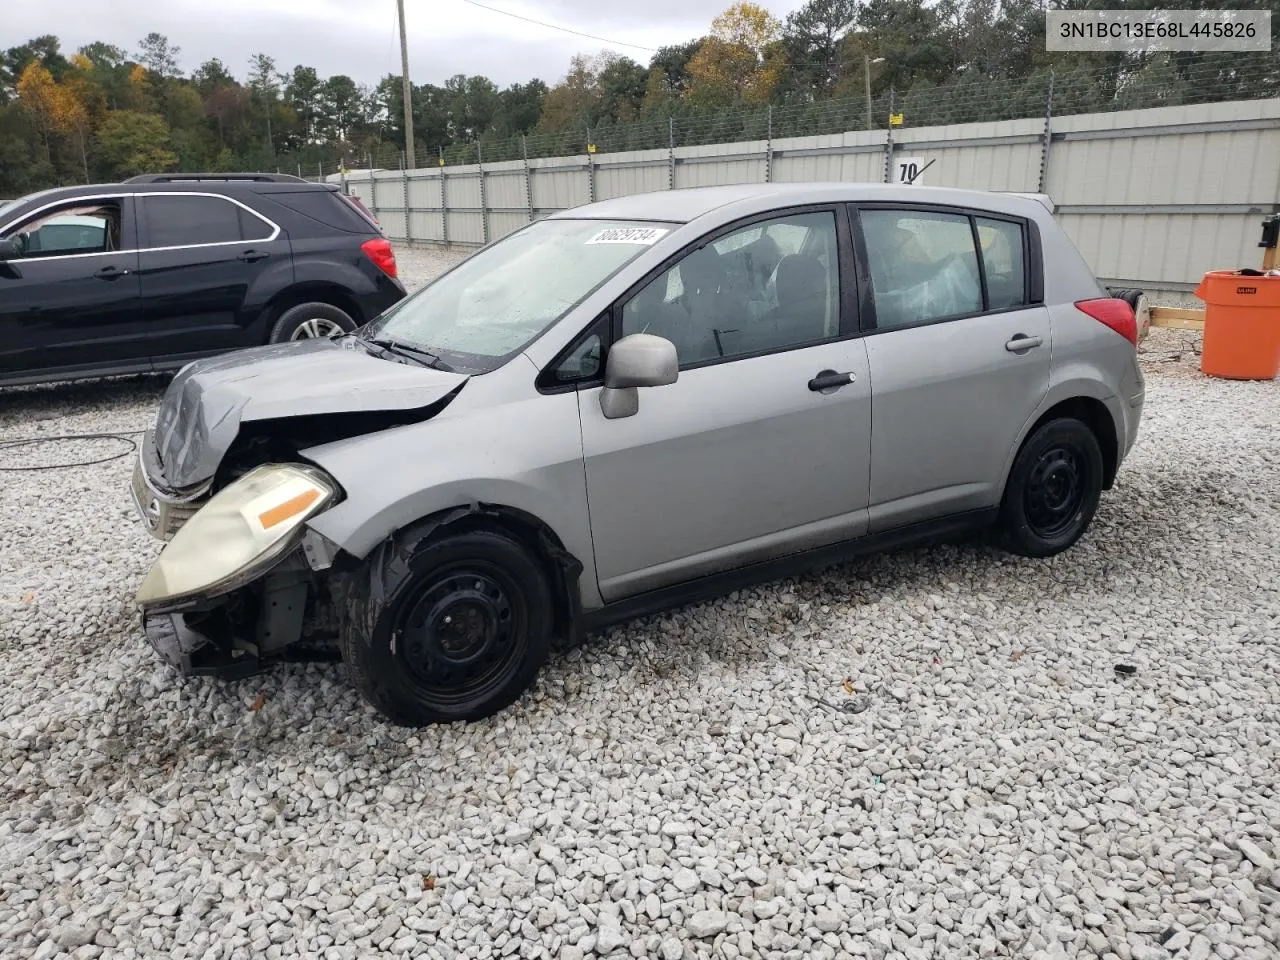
[1194,270,1280,380]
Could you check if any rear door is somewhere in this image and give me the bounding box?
[852,204,1051,532]
[135,192,288,361]
[0,195,143,380]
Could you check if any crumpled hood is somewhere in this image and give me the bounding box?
[153,338,468,490]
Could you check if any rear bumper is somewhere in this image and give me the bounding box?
[355,279,407,323]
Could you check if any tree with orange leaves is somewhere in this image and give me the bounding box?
[685,2,786,107]
[16,61,87,166]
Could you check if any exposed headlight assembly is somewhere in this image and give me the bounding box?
[136,464,337,608]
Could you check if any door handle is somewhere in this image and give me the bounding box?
[808,369,854,392]
[1005,334,1043,352]
[93,266,129,280]
[238,249,269,262]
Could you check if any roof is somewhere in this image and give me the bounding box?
[548,182,1053,224]
[0,179,338,226]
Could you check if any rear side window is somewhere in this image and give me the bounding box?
[976,217,1027,309]
[261,189,375,233]
[143,195,271,247]
[861,209,982,330]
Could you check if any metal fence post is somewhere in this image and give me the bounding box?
[765,105,773,183]
[522,135,534,221]
[882,89,896,183]
[1038,73,1056,194]
[439,146,449,246]
[369,169,379,220]
[586,127,596,204]
[477,142,489,245]
[317,161,323,183]
[401,151,411,244]
[667,117,675,190]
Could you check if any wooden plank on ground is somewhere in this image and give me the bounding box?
[1150,306,1205,331]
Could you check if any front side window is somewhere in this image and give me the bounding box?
[621,210,840,367]
[861,209,983,330]
[361,219,671,374]
[143,195,264,247]
[2,201,122,258]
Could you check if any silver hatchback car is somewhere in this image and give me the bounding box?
[132,183,1145,725]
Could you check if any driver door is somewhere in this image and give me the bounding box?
[577,208,873,601]
[0,196,142,379]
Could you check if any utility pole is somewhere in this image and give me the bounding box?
[397,0,416,168]
[864,56,885,131]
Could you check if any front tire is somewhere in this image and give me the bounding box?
[269,302,356,343]
[998,417,1104,558]
[339,530,553,726]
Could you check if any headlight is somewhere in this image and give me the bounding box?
[136,464,337,607]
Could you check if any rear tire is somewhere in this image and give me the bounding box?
[339,530,553,726]
[998,417,1104,558]
[269,302,356,343]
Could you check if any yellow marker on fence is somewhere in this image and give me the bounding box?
[889,113,904,127]
[587,143,597,154]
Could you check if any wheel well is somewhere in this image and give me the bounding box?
[1026,397,1119,489]
[382,504,584,651]
[262,284,363,342]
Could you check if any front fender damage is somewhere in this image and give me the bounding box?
[143,503,585,682]
[330,502,587,662]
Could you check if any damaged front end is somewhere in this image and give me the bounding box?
[131,338,471,680]
[136,463,345,679]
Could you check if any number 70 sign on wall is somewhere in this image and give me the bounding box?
[894,157,928,185]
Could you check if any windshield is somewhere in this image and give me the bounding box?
[361,218,673,373]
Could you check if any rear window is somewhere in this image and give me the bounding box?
[260,188,377,234]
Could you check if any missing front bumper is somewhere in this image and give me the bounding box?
[142,610,265,681]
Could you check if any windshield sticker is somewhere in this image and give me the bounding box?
[586,227,669,245]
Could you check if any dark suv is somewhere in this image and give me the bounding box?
[0,173,407,386]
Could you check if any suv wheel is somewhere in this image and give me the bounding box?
[269,302,356,343]
[998,417,1104,558]
[339,530,554,726]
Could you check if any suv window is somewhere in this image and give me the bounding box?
[3,201,123,258]
[861,209,983,330]
[142,195,271,247]
[621,210,840,367]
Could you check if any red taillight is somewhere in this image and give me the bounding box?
[1075,297,1137,346]
[361,237,398,279]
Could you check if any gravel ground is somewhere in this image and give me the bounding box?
[1,244,1278,960]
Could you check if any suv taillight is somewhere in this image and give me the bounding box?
[361,238,398,279]
[1075,297,1137,346]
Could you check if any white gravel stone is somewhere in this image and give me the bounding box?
[595,924,628,955]
[1236,838,1274,870]
[0,279,1277,960]
[672,868,700,894]
[686,911,729,939]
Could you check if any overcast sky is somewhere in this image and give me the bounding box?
[11,0,812,89]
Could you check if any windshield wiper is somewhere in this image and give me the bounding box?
[363,336,454,372]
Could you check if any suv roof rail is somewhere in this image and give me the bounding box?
[124,172,309,184]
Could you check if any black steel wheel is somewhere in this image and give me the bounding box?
[998,417,1104,558]
[340,530,553,726]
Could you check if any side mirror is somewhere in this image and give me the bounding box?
[599,333,678,420]
[0,235,23,261]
